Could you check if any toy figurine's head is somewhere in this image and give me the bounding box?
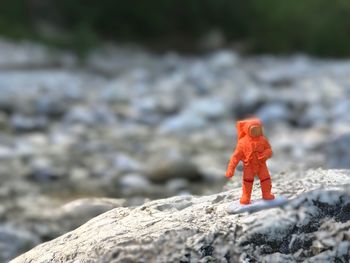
[236,118,263,139]
[249,124,263,137]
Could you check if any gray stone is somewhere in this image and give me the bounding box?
[114,154,141,173]
[28,157,64,182]
[36,96,67,117]
[57,198,125,230]
[119,173,152,195]
[11,114,48,133]
[10,169,350,263]
[299,104,328,127]
[159,111,207,133]
[256,103,291,125]
[325,133,350,168]
[0,225,40,263]
[187,98,228,120]
[64,105,116,125]
[0,38,54,68]
[208,50,238,69]
[148,158,202,183]
[165,178,189,193]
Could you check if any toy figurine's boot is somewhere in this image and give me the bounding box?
[240,180,253,205]
[261,178,275,200]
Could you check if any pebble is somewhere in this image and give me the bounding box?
[159,111,207,133]
[114,154,141,174]
[256,103,291,125]
[11,114,48,133]
[148,158,202,183]
[0,225,40,263]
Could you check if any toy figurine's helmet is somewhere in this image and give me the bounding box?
[236,118,263,140]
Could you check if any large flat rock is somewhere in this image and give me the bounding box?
[11,169,350,262]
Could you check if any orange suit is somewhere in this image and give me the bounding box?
[226,118,275,204]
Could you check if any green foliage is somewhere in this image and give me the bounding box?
[249,0,350,56]
[1,0,350,56]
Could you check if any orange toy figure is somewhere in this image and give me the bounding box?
[226,118,275,205]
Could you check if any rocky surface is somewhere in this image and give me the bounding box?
[11,169,350,263]
[1,37,350,261]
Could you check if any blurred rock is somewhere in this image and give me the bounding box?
[299,104,328,127]
[165,178,189,194]
[64,105,116,126]
[11,114,48,133]
[208,50,238,69]
[254,56,313,85]
[148,158,202,183]
[0,225,40,263]
[114,154,141,174]
[187,98,228,120]
[325,134,350,169]
[0,112,9,131]
[256,103,291,125]
[159,111,207,133]
[58,198,125,230]
[0,38,54,68]
[70,168,90,182]
[119,173,152,195]
[36,96,66,118]
[28,157,64,182]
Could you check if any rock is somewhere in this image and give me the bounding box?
[70,168,90,183]
[10,169,350,263]
[0,38,54,68]
[113,154,141,174]
[148,158,202,183]
[187,98,228,120]
[158,111,207,133]
[86,45,157,76]
[100,84,130,104]
[64,105,117,126]
[325,134,350,168]
[0,112,9,130]
[156,95,181,116]
[165,178,189,194]
[119,173,152,195]
[57,198,125,230]
[331,100,350,119]
[0,145,15,159]
[187,61,213,95]
[27,157,64,182]
[208,50,238,69]
[254,55,314,85]
[256,102,291,125]
[0,225,40,263]
[131,95,181,124]
[11,114,48,133]
[36,96,66,118]
[299,104,328,127]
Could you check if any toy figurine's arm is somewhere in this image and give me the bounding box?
[258,139,272,161]
[226,145,243,178]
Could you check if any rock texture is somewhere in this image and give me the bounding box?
[11,169,350,263]
[3,38,350,261]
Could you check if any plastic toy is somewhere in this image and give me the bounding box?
[226,118,275,205]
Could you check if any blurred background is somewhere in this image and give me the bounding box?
[2,0,350,261]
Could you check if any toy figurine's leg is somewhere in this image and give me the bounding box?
[240,167,254,205]
[258,164,275,200]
